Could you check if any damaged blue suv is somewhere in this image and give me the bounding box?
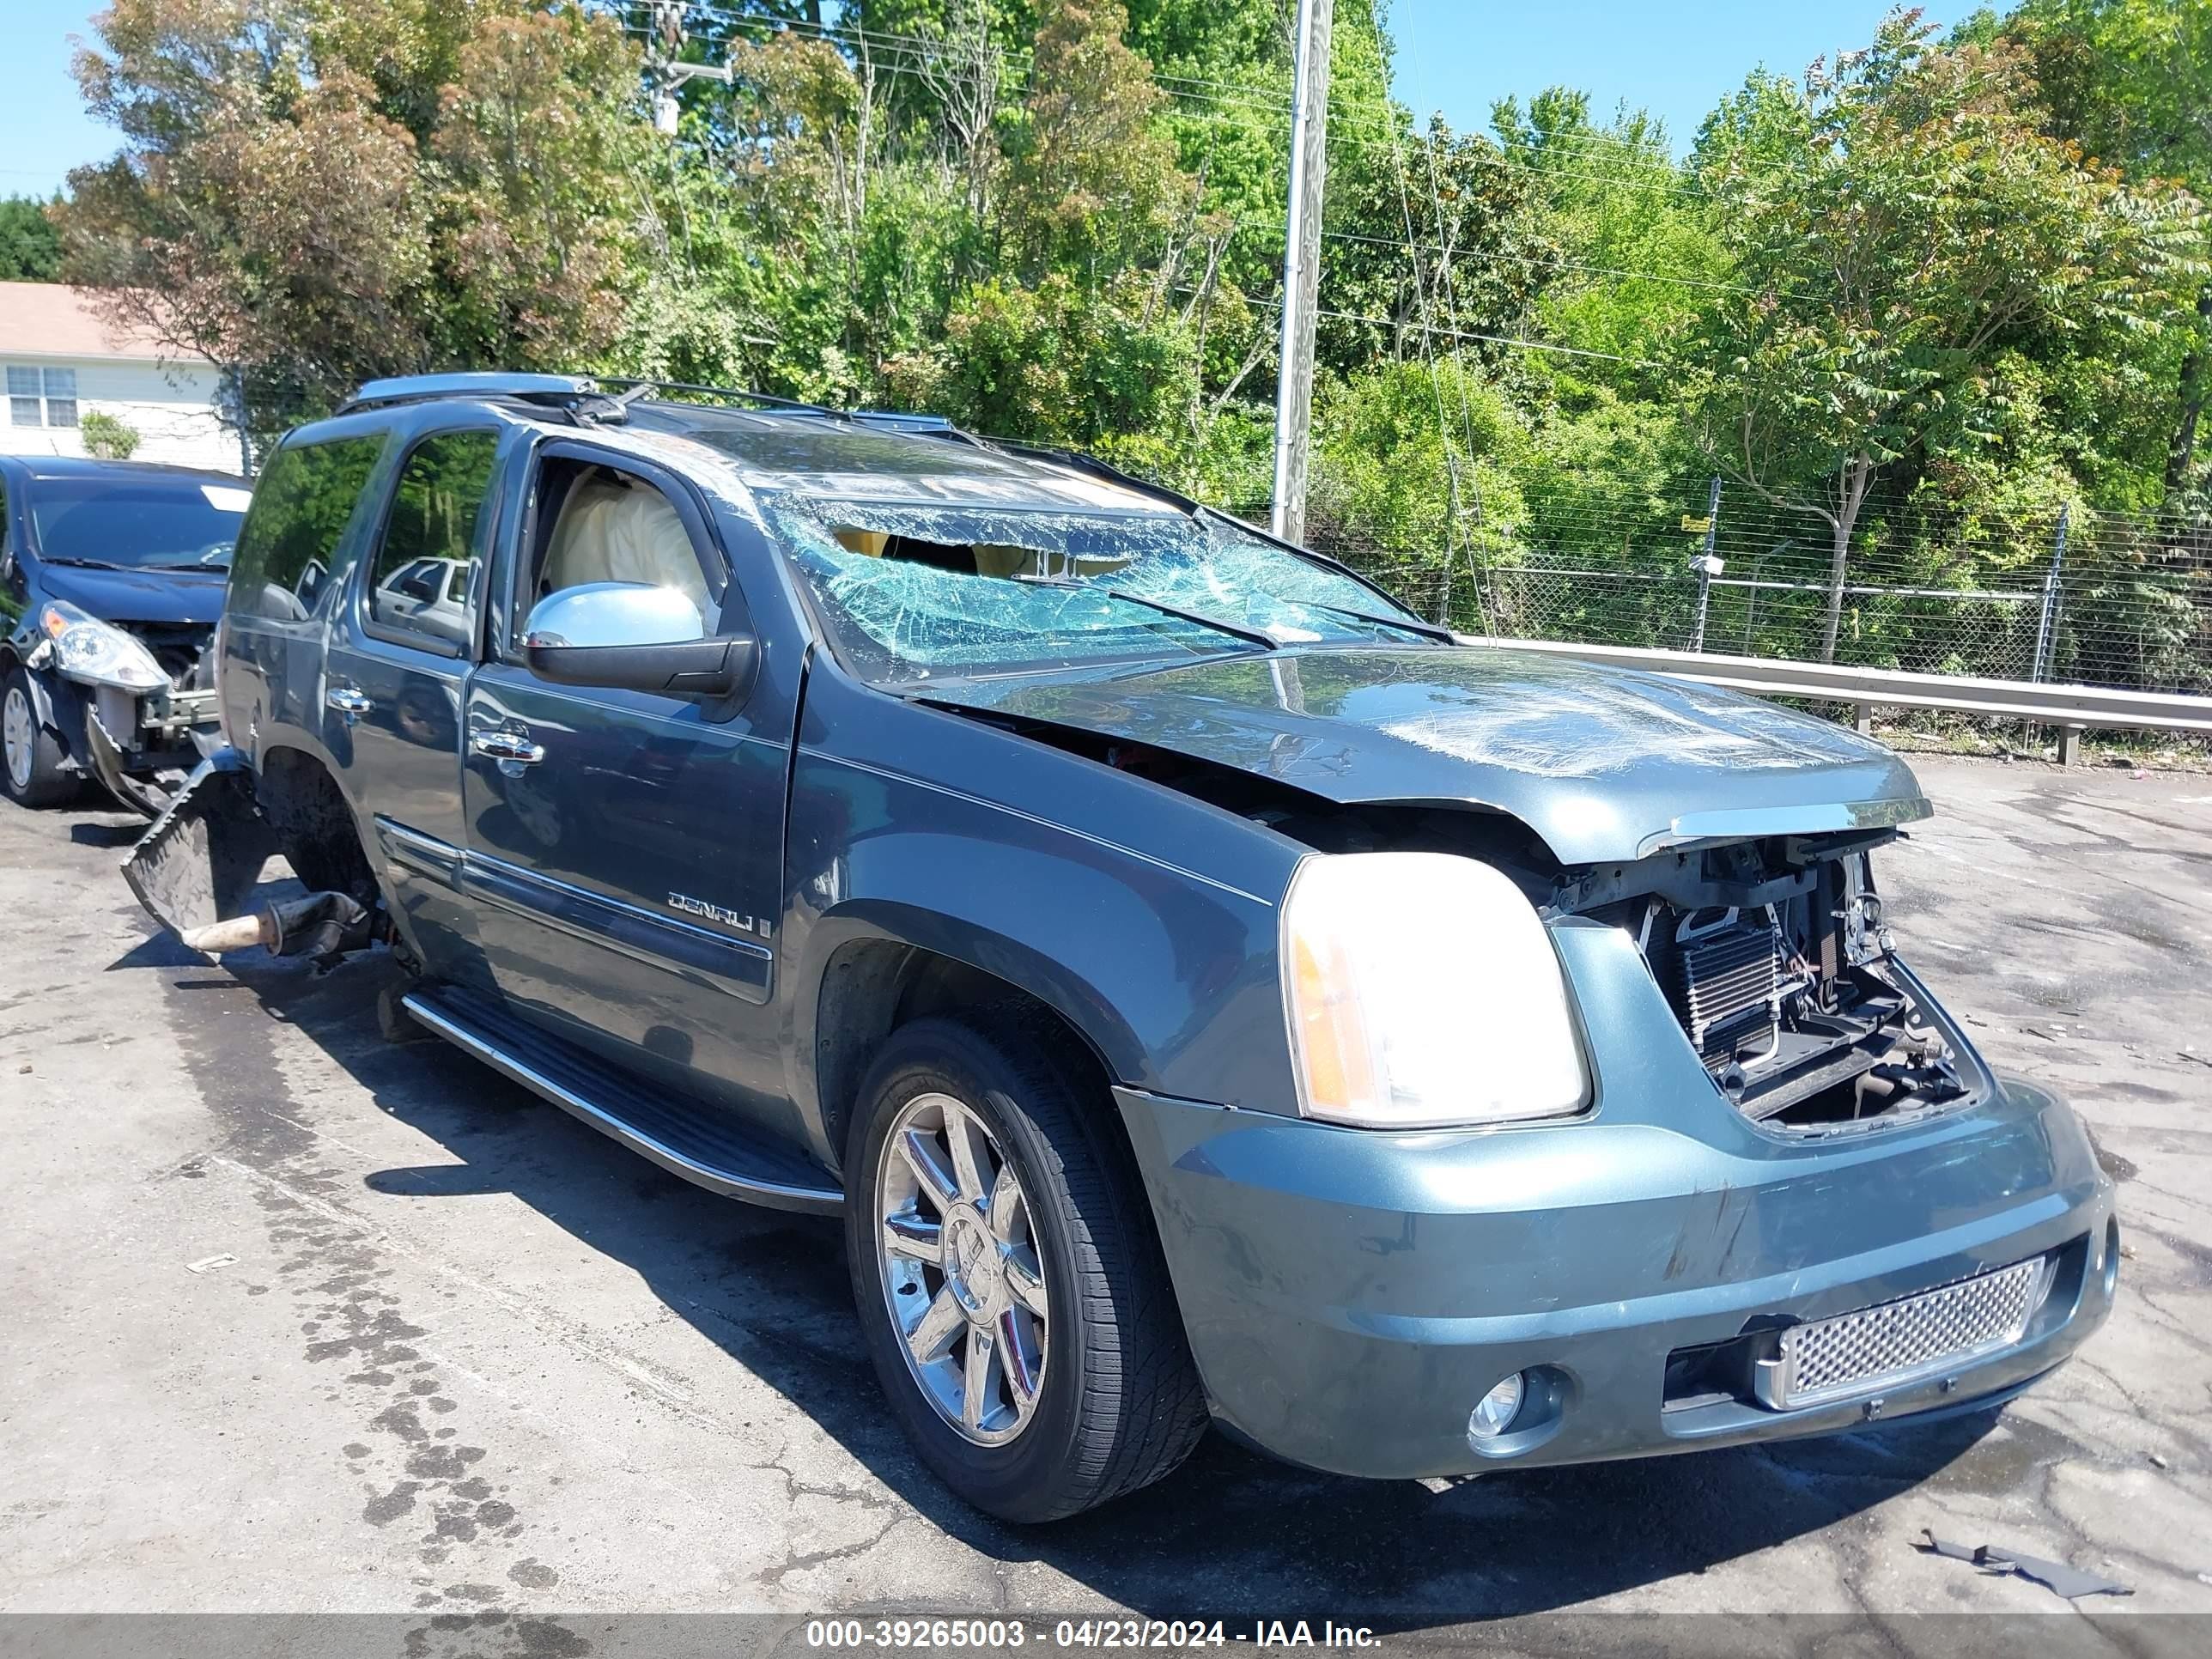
[126,373,2117,1522]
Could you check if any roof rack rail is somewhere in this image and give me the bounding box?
[341,372,598,413]
[340,371,956,435]
[340,371,848,421]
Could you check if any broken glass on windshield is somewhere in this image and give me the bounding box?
[766,496,1431,683]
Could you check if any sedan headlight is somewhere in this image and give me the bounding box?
[39,602,168,692]
[1281,852,1589,1129]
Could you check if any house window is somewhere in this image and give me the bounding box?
[7,367,79,428]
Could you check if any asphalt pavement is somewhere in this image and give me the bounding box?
[3,755,2209,1636]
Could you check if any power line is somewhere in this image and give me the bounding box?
[629,7,1723,203]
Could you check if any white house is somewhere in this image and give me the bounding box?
[0,283,245,475]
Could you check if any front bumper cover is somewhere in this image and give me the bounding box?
[1114,921,2116,1480]
[1118,1077,2113,1479]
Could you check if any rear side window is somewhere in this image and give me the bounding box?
[229,435,385,622]
[363,430,499,654]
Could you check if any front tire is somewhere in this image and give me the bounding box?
[845,1013,1206,1522]
[2,669,75,808]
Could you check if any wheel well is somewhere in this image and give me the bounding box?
[814,939,1117,1163]
[257,746,376,901]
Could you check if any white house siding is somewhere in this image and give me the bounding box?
[0,356,244,475]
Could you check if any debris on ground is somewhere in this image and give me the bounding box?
[184,1253,238,1274]
[1917,1530,2132,1600]
[2179,1049,2212,1069]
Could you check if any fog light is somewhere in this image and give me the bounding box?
[1468,1373,1526,1440]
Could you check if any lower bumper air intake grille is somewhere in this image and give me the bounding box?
[1755,1255,2051,1410]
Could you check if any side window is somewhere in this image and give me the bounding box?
[366,429,500,654]
[521,458,716,641]
[228,435,385,622]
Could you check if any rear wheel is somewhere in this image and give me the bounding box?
[846,1013,1206,1522]
[2,669,75,809]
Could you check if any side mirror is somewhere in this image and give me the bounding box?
[521,582,755,700]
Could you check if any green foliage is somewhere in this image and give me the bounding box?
[1686,9,2204,655]
[78,409,141,459]
[57,0,648,437]
[0,196,63,282]
[47,0,2212,678]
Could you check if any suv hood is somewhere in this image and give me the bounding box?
[919,644,1930,866]
[36,561,226,628]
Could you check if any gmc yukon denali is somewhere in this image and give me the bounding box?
[125,373,2118,1522]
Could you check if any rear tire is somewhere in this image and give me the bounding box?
[845,1012,1206,1522]
[2,669,75,809]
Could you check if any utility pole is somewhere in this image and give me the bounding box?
[1269,0,1332,545]
[647,1,685,136]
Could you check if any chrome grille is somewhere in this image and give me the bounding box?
[1755,1256,2050,1410]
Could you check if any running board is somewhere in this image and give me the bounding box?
[402,988,843,1215]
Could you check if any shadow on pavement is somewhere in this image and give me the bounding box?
[134,939,2008,1625]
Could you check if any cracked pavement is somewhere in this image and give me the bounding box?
[1,756,2208,1633]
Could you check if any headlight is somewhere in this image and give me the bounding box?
[1281,852,1589,1129]
[39,602,168,692]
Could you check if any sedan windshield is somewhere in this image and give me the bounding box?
[769,497,1432,684]
[30,477,251,569]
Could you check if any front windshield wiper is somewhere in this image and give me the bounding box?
[1011,575,1278,652]
[41,556,133,570]
[1292,598,1455,642]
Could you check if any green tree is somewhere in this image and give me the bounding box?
[1689,10,2202,659]
[2003,0,2212,491]
[0,196,63,282]
[57,0,647,441]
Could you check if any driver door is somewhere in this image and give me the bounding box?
[459,441,797,1137]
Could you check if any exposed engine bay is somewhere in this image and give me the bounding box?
[1549,833,1975,1130]
[930,707,1979,1134]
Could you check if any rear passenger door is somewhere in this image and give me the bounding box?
[325,422,510,983]
[459,441,799,1139]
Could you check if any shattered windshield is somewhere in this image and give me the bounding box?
[766,496,1430,683]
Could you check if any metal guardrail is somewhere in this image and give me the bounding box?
[1457,635,2212,758]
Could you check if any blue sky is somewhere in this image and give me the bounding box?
[3,1,1920,199]
[1386,0,1907,150]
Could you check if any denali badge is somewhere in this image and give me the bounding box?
[667,891,761,935]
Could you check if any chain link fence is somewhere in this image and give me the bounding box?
[1267,484,2212,701]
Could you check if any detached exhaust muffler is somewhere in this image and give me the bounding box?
[179,890,374,960]
[121,750,376,963]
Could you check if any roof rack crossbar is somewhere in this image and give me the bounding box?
[591,376,842,417]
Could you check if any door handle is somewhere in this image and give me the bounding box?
[326,685,374,723]
[470,730,545,766]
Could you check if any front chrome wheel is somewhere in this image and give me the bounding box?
[874,1090,1048,1445]
[3,686,33,793]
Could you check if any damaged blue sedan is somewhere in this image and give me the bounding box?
[125,374,2117,1522]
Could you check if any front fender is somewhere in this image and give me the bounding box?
[778,690,1308,1153]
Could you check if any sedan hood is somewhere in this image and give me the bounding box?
[920,645,1930,866]
[36,561,226,628]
